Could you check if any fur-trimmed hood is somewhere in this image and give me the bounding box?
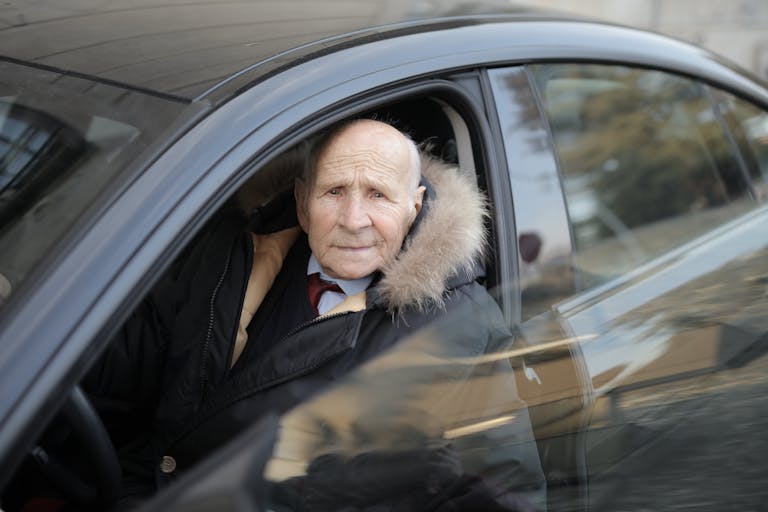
[238,151,489,318]
[373,154,489,313]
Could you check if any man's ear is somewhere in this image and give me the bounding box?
[407,185,426,228]
[294,178,309,233]
[413,185,426,215]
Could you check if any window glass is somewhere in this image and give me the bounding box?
[487,67,574,320]
[562,198,768,512]
[487,64,768,510]
[261,300,548,512]
[710,89,768,200]
[529,64,753,290]
[0,61,186,308]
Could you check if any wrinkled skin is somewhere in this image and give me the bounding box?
[296,120,425,280]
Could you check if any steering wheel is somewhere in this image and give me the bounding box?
[31,385,121,506]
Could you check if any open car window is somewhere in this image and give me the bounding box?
[139,295,566,512]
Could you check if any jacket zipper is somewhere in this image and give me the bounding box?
[241,310,355,393]
[174,309,360,445]
[273,310,352,347]
[225,234,254,375]
[199,250,233,402]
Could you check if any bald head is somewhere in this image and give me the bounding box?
[302,119,422,205]
[294,119,427,279]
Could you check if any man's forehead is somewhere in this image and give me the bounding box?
[322,121,411,162]
[318,150,400,171]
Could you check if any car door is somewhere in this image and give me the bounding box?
[491,62,768,510]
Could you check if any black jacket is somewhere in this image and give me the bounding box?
[85,155,545,508]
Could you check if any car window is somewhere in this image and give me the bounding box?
[131,298,569,512]
[490,63,768,511]
[528,63,754,291]
[0,60,186,308]
[258,300,548,512]
[551,202,768,511]
[710,89,768,199]
[487,66,575,321]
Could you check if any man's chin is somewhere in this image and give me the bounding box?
[335,269,376,280]
[326,263,379,281]
[323,249,382,280]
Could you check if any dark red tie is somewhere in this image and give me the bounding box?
[307,273,343,315]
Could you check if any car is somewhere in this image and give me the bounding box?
[1,1,767,511]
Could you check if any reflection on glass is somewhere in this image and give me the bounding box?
[574,234,768,511]
[487,67,574,320]
[260,297,548,511]
[0,103,89,224]
[529,64,753,290]
[494,64,768,511]
[0,61,186,307]
[711,88,768,200]
[533,66,768,509]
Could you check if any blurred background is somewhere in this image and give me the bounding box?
[521,0,768,80]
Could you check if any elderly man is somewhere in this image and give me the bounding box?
[85,119,542,508]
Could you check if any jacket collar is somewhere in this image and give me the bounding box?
[245,153,489,315]
[370,154,488,313]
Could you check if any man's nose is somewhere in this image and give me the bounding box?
[339,195,372,231]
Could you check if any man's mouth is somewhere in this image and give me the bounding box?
[337,245,373,251]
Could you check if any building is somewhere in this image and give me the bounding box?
[523,0,768,80]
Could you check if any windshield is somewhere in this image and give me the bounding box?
[0,60,187,308]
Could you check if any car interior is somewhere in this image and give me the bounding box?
[1,92,588,512]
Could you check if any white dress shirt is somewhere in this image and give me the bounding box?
[307,254,373,315]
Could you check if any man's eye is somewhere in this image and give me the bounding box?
[327,188,340,196]
[372,191,385,199]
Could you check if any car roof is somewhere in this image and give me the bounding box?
[0,0,577,101]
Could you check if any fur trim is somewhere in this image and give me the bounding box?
[376,154,489,313]
[237,149,489,314]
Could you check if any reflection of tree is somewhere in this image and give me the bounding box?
[502,69,550,154]
[541,66,742,241]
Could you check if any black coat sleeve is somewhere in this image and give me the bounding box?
[81,206,247,445]
[81,257,186,447]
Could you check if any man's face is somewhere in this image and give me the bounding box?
[296,121,425,280]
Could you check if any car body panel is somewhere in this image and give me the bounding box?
[0,1,565,100]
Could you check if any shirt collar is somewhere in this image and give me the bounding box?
[307,254,374,296]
